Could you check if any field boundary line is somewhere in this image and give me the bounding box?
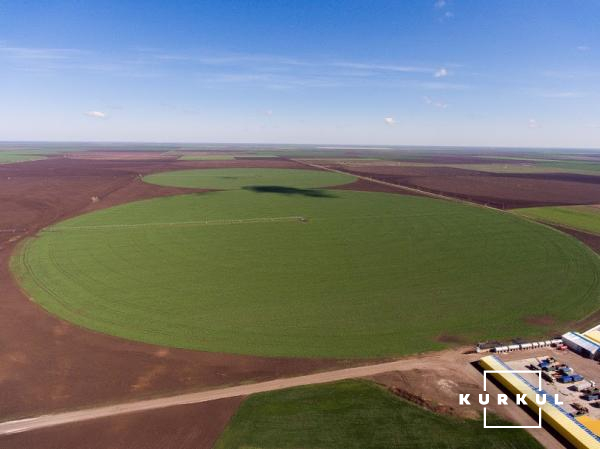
[509,215,600,238]
[48,216,306,231]
[295,158,600,243]
[291,159,486,207]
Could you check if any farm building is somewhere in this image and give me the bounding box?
[584,324,600,346]
[480,355,600,449]
[562,331,600,361]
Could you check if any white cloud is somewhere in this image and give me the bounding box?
[539,91,584,99]
[542,69,600,80]
[154,53,307,69]
[434,1,454,21]
[265,109,273,116]
[577,45,590,51]
[384,117,396,125]
[0,44,84,60]
[332,61,430,73]
[424,96,449,108]
[416,81,467,90]
[434,67,448,78]
[84,111,107,119]
[528,119,539,129]
[1,42,453,90]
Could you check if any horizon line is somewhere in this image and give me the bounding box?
[1,140,599,152]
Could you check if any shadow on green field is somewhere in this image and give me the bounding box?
[243,185,337,198]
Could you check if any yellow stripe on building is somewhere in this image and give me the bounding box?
[578,416,600,437]
[584,330,600,345]
[479,355,600,449]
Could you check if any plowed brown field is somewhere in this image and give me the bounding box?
[325,163,600,208]
[0,397,243,449]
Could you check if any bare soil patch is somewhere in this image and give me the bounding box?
[368,365,499,420]
[523,315,557,327]
[551,225,600,254]
[0,397,243,449]
[328,177,424,195]
[329,163,600,209]
[368,359,564,449]
[234,156,281,160]
[387,383,457,416]
[436,334,470,345]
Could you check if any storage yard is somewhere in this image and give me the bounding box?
[502,355,600,420]
[481,325,600,449]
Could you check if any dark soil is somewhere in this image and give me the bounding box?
[552,225,600,254]
[0,397,244,449]
[328,177,424,195]
[329,163,600,209]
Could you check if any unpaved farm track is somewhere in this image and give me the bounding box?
[0,156,351,421]
[0,354,469,436]
[0,347,564,449]
[320,161,600,209]
[0,398,243,449]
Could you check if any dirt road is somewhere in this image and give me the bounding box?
[0,351,468,436]
[292,158,467,204]
[0,346,564,449]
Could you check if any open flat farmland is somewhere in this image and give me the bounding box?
[343,160,600,177]
[514,205,600,235]
[178,154,236,161]
[214,380,543,449]
[537,159,600,173]
[0,159,352,420]
[0,151,46,164]
[144,167,354,189]
[458,159,600,176]
[12,168,600,358]
[326,162,600,208]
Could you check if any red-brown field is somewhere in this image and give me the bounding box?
[553,225,600,254]
[323,162,600,208]
[0,397,243,449]
[328,177,424,195]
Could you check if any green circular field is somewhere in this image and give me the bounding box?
[12,169,600,358]
[144,168,354,190]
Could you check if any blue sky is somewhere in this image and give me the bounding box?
[0,0,599,147]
